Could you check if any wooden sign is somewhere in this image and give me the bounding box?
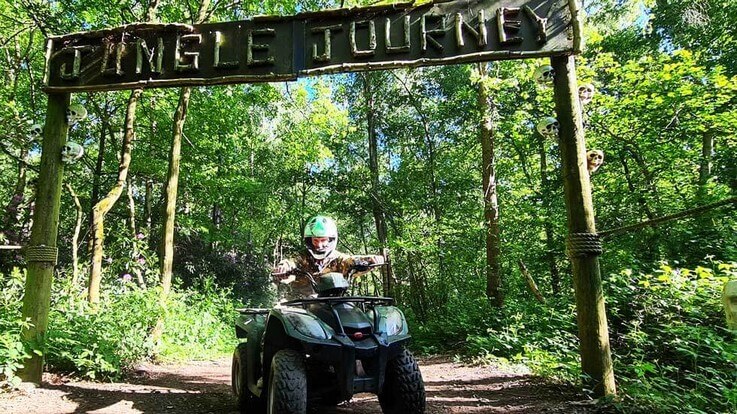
[43,0,575,92]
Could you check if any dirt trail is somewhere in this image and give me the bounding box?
[0,356,604,413]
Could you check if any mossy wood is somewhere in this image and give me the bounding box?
[18,92,70,384]
[551,55,615,397]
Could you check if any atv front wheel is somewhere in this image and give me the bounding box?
[378,347,426,414]
[266,349,307,414]
[232,343,262,413]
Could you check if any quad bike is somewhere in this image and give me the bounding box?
[231,262,426,414]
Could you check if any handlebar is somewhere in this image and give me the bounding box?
[271,261,385,286]
[272,267,314,285]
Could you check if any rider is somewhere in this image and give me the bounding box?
[273,215,384,299]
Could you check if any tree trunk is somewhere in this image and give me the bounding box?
[539,134,560,294]
[518,259,546,304]
[89,89,141,303]
[626,143,661,213]
[551,55,616,398]
[156,0,209,299]
[127,176,146,288]
[405,251,428,321]
[145,179,153,234]
[0,147,28,270]
[620,152,655,220]
[477,63,503,307]
[65,183,83,288]
[1,39,31,268]
[363,73,393,296]
[211,152,223,249]
[159,86,191,299]
[699,131,714,188]
[88,116,107,257]
[2,148,27,243]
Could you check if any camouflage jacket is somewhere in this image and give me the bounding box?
[275,249,383,300]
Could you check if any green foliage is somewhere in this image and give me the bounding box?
[651,0,737,75]
[45,286,163,380]
[156,279,238,362]
[0,268,32,389]
[408,261,737,413]
[2,261,242,383]
[606,261,737,412]
[411,291,582,384]
[3,275,239,381]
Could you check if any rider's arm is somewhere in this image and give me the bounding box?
[274,258,296,273]
[341,254,385,277]
[273,258,297,282]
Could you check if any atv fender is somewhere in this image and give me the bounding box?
[261,307,339,390]
[234,309,267,397]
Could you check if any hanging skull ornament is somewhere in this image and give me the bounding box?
[536,117,560,138]
[586,149,604,173]
[534,65,555,85]
[723,280,737,331]
[28,124,43,139]
[66,104,88,124]
[61,141,84,164]
[578,83,596,105]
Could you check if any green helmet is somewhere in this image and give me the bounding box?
[303,215,338,259]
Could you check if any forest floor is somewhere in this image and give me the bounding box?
[0,355,612,413]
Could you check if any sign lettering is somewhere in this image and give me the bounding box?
[44,0,574,92]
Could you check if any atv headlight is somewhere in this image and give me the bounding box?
[375,306,406,337]
[384,308,405,336]
[284,313,333,340]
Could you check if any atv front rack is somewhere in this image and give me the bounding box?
[236,307,269,315]
[282,296,394,308]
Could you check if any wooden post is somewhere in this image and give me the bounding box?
[551,55,616,397]
[18,92,70,384]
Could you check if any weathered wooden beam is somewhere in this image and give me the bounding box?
[18,92,70,385]
[44,0,574,92]
[551,54,616,398]
[567,0,584,53]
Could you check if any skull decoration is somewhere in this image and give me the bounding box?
[534,65,555,85]
[578,83,596,105]
[586,149,604,173]
[28,124,43,139]
[61,141,84,164]
[536,117,560,138]
[66,104,88,124]
[723,280,737,330]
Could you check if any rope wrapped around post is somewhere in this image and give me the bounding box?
[25,245,58,265]
[566,233,603,258]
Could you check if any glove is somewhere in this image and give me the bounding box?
[272,261,296,284]
[354,260,370,272]
[273,260,293,275]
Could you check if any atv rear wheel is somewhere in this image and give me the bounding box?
[266,349,307,414]
[232,343,262,413]
[378,347,425,414]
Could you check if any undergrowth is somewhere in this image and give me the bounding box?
[410,260,737,414]
[0,268,242,385]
